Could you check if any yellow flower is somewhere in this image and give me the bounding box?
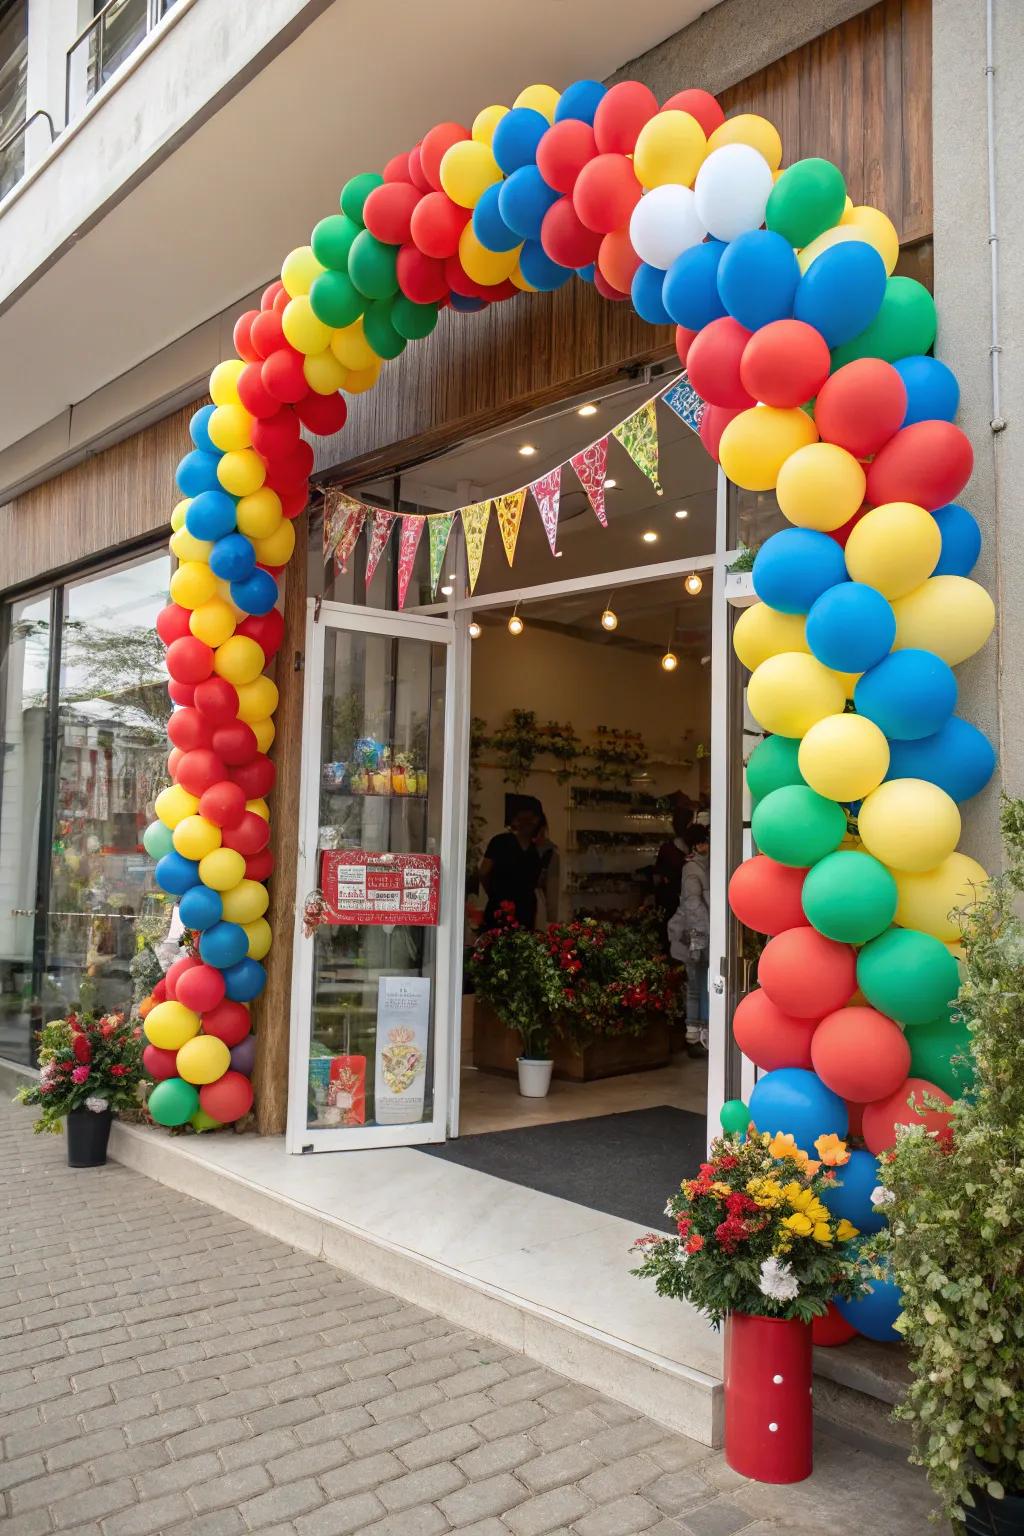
[812,1222,833,1244]
[836,1219,859,1243]
[746,1177,784,1208]
[814,1133,851,1167]
[782,1212,814,1238]
[784,1185,831,1224]
[708,1182,733,1198]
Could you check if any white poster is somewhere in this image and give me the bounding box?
[374,977,431,1125]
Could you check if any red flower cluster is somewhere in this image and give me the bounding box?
[684,1233,704,1254]
[72,1033,91,1064]
[714,1214,753,1254]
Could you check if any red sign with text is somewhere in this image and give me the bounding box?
[321,850,441,926]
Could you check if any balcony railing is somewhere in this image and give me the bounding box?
[0,108,55,200]
[65,0,176,125]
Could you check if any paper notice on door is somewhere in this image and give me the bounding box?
[374,976,430,1125]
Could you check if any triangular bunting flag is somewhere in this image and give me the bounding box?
[324,490,366,572]
[427,512,456,594]
[365,509,397,586]
[461,500,491,595]
[661,376,705,434]
[530,468,562,555]
[569,437,609,527]
[613,400,662,493]
[396,516,425,610]
[495,489,527,566]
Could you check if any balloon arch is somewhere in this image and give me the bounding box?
[140,77,995,1326]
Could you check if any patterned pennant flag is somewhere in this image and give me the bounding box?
[661,376,705,434]
[324,490,366,572]
[613,400,662,493]
[396,516,425,610]
[569,437,609,527]
[494,489,527,566]
[461,500,491,595]
[365,509,397,586]
[530,468,562,554]
[427,512,456,594]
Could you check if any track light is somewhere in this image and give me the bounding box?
[642,530,658,545]
[578,402,598,417]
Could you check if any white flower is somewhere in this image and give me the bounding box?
[871,1186,896,1207]
[85,1096,109,1113]
[664,1201,675,1218]
[758,1256,800,1303]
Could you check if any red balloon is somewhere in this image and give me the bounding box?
[152,978,168,1003]
[261,347,308,405]
[167,747,183,779]
[593,80,658,154]
[419,122,470,191]
[275,439,314,486]
[733,988,819,1071]
[812,1304,857,1348]
[740,320,830,409]
[541,197,602,269]
[410,191,469,259]
[272,286,289,315]
[201,1000,251,1047]
[811,1007,911,1103]
[232,309,261,364]
[261,281,284,311]
[383,150,412,184]
[199,779,247,829]
[167,707,213,752]
[164,954,201,1000]
[396,244,449,304]
[597,228,641,294]
[156,604,191,646]
[662,89,725,138]
[363,182,422,245]
[278,485,308,520]
[407,143,430,193]
[862,1078,954,1156]
[143,1044,179,1082]
[245,848,275,882]
[728,856,807,936]
[200,1070,254,1124]
[825,505,870,549]
[250,309,285,360]
[758,928,857,1019]
[699,404,743,463]
[176,748,227,798]
[814,360,907,460]
[194,677,241,725]
[686,318,755,409]
[222,811,270,856]
[230,754,276,800]
[168,680,196,707]
[177,964,227,1015]
[592,269,630,302]
[865,421,974,512]
[236,360,283,419]
[295,391,348,437]
[210,720,258,766]
[573,154,642,234]
[251,410,300,461]
[675,326,698,368]
[165,636,214,686]
[537,120,597,194]
[237,609,283,660]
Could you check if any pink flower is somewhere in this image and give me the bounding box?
[71,1066,90,1084]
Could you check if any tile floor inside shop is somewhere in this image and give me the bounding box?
[457,1053,708,1135]
[0,1097,935,1536]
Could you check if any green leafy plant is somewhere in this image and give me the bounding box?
[468,905,563,1058]
[545,915,683,1042]
[588,726,646,785]
[15,1010,144,1134]
[727,545,758,573]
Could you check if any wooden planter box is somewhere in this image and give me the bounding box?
[472,1000,672,1082]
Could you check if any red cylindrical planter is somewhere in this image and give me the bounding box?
[724,1312,813,1484]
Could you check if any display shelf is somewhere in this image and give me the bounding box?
[321,789,428,801]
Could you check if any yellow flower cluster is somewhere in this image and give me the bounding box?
[774,1181,859,1249]
[746,1176,785,1209]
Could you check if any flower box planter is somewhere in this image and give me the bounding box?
[66,1107,114,1167]
[962,1486,1024,1535]
[725,570,756,607]
[472,999,671,1081]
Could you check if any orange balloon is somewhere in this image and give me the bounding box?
[598,229,641,294]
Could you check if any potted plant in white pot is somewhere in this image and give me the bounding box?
[15,1009,144,1165]
[469,902,562,1097]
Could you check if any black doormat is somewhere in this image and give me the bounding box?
[419,1105,705,1234]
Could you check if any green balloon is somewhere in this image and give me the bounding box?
[391,294,439,341]
[720,1099,750,1135]
[311,213,360,271]
[189,1108,223,1134]
[309,270,363,329]
[348,230,399,302]
[362,297,407,360]
[830,277,937,368]
[766,158,847,248]
[148,1078,199,1128]
[857,928,960,1028]
[908,1012,975,1099]
[746,735,805,803]
[751,784,847,868]
[340,171,383,226]
[142,820,174,860]
[801,851,897,944]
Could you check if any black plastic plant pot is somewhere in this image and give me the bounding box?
[66,1108,113,1168]
[962,1485,1024,1535]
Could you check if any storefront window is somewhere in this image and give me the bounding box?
[0,0,29,199]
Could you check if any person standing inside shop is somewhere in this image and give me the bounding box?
[668,824,711,1057]
[653,801,695,943]
[533,818,560,928]
[479,798,543,929]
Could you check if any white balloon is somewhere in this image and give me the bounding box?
[629,185,707,271]
[694,143,774,242]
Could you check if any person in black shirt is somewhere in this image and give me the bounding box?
[480,799,543,929]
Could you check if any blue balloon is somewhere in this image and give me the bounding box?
[885,716,996,803]
[554,79,606,124]
[517,239,571,292]
[932,502,981,577]
[231,569,278,617]
[210,533,256,583]
[176,449,221,499]
[472,183,520,253]
[498,166,560,242]
[576,263,595,283]
[895,355,960,426]
[200,921,249,970]
[753,529,848,615]
[835,1263,903,1343]
[491,108,549,175]
[855,648,957,741]
[748,1068,848,1153]
[662,240,727,331]
[717,230,800,332]
[631,262,672,325]
[189,404,217,454]
[223,958,267,1002]
[794,241,887,347]
[821,1149,886,1236]
[154,852,199,897]
[449,294,486,312]
[186,489,237,543]
[805,583,896,674]
[178,885,223,932]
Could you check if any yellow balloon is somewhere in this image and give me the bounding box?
[775,443,866,532]
[303,348,347,395]
[199,847,246,892]
[189,598,237,648]
[894,852,989,942]
[220,879,270,925]
[169,560,218,611]
[844,501,940,600]
[144,1000,201,1052]
[176,1034,231,1086]
[209,360,245,407]
[252,520,295,568]
[833,669,861,700]
[343,361,382,394]
[170,499,189,533]
[857,779,961,873]
[155,784,199,830]
[243,917,273,961]
[799,227,887,277]
[281,244,326,298]
[708,114,782,170]
[252,717,276,754]
[236,676,279,724]
[513,83,560,122]
[246,798,270,821]
[733,603,809,672]
[798,713,890,803]
[207,404,254,452]
[719,406,818,492]
[282,295,333,357]
[633,111,707,189]
[235,488,283,541]
[458,223,521,285]
[440,139,502,209]
[213,635,266,686]
[473,104,508,145]
[169,527,212,565]
[217,450,266,498]
[746,652,846,737]
[172,814,222,861]
[841,205,900,273]
[331,318,377,371]
[891,576,996,666]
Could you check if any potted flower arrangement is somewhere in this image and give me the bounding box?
[546,915,680,1077]
[468,903,563,1097]
[632,1128,866,1484]
[15,1010,144,1166]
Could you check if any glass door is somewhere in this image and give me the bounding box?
[287,601,457,1152]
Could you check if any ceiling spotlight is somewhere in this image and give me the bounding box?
[674,508,689,520]
[440,584,454,596]
[600,608,618,632]
[642,530,658,544]
[661,650,679,673]
[684,572,704,596]
[468,620,481,639]
[507,606,524,636]
[605,478,617,489]
[578,403,598,417]
[518,443,537,457]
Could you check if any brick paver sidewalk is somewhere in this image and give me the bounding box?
[1,1098,933,1536]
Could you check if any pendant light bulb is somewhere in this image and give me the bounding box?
[600,593,618,632]
[507,609,524,636]
[684,572,704,596]
[468,620,481,639]
[661,650,679,673]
